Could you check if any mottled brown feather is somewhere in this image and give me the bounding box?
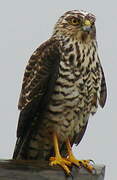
[99,66,107,107]
[15,38,60,139]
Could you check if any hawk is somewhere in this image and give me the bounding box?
[13,10,107,174]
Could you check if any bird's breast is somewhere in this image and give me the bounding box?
[42,41,101,141]
[43,62,88,141]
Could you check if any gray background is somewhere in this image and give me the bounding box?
[0,1,116,180]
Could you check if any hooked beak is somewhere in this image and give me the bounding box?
[82,20,92,32]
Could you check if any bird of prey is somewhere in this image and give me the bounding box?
[13,10,107,174]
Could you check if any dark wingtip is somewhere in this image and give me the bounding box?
[99,89,107,108]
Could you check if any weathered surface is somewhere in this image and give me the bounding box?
[0,159,105,180]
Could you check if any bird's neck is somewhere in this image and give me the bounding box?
[59,36,98,60]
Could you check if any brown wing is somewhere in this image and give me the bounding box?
[13,38,61,159]
[16,37,60,138]
[99,66,107,108]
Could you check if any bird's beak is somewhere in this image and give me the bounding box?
[82,20,92,32]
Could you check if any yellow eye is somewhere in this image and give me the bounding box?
[71,18,80,25]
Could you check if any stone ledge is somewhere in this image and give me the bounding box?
[0,159,105,180]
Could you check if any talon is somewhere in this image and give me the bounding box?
[66,138,95,172]
[89,159,95,164]
[50,156,71,174]
[79,160,94,172]
[50,156,71,166]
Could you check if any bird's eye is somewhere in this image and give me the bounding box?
[71,18,80,25]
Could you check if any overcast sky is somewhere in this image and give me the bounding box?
[0,0,116,180]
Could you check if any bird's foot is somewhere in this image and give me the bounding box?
[67,154,94,172]
[49,156,72,174]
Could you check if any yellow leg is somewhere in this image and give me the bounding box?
[66,138,94,172]
[49,133,71,174]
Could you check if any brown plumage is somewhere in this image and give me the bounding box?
[13,10,107,171]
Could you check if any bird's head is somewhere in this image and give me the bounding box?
[53,10,96,43]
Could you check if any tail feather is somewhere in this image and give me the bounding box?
[12,132,30,159]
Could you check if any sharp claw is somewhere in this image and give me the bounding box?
[89,159,95,164]
[80,160,94,172]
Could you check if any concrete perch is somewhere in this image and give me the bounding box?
[0,159,105,180]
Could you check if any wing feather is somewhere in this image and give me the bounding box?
[16,38,60,138]
[99,66,107,108]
